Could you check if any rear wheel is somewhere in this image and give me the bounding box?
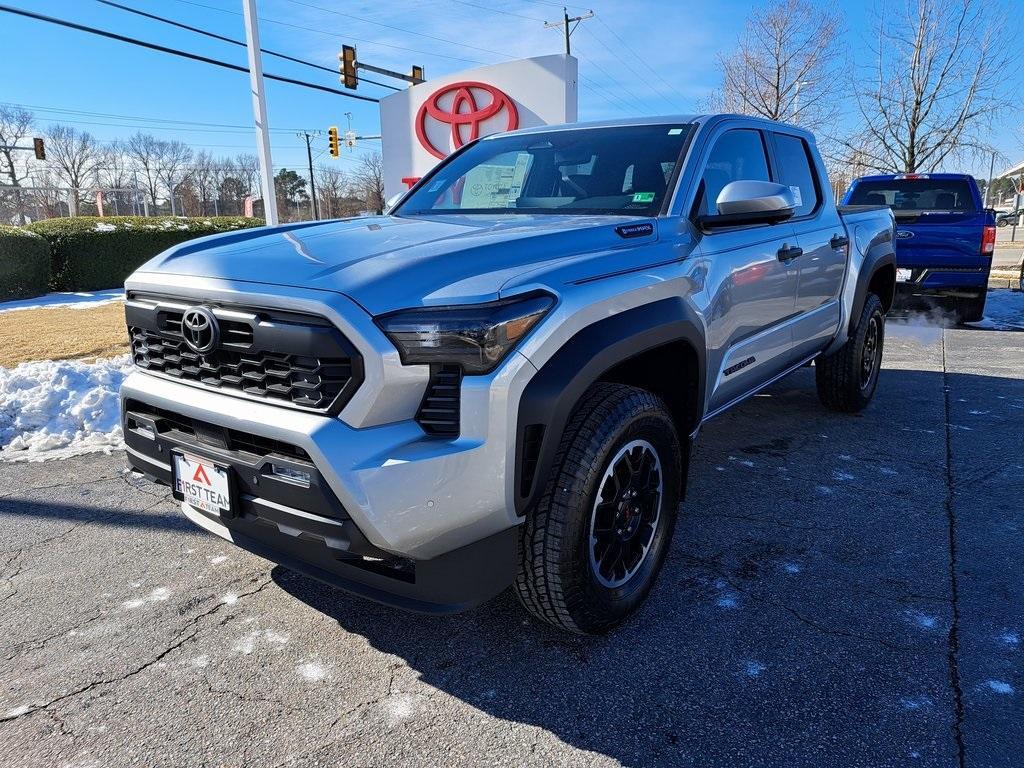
[515,383,682,635]
[815,293,885,413]
[955,293,986,324]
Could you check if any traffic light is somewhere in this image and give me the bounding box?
[327,126,340,158]
[411,65,424,83]
[32,137,45,161]
[340,45,357,89]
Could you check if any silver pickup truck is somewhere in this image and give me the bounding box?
[121,115,895,634]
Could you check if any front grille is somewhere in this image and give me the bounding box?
[415,364,462,436]
[126,294,363,413]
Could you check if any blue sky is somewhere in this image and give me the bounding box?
[1,0,1020,177]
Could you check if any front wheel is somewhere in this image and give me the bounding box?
[815,293,885,413]
[515,383,683,635]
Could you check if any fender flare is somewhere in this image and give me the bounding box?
[513,297,706,515]
[848,245,896,336]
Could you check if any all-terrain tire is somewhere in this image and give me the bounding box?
[815,293,885,413]
[955,293,986,324]
[514,383,683,635]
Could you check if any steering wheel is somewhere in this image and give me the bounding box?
[561,175,589,199]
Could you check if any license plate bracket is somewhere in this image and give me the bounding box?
[171,451,235,518]
[896,268,913,283]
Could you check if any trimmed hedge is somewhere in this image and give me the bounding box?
[24,216,265,292]
[0,225,51,300]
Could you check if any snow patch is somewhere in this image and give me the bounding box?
[221,593,239,606]
[123,587,170,609]
[0,288,124,313]
[5,705,31,717]
[743,661,766,678]
[904,610,939,630]
[966,289,1024,331]
[986,680,1014,695]
[298,661,328,682]
[93,222,117,232]
[209,555,228,565]
[190,655,210,668]
[0,355,132,461]
[386,695,417,723]
[900,695,933,710]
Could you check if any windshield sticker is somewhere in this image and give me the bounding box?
[427,179,446,193]
[632,191,656,203]
[668,128,683,135]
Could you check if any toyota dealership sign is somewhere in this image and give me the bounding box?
[379,54,578,200]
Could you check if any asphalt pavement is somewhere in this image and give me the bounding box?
[0,316,1021,767]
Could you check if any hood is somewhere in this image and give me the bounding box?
[134,214,657,315]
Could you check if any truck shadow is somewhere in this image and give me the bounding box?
[273,364,1024,767]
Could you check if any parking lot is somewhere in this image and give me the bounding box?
[0,318,1021,768]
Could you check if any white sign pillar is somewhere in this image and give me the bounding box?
[242,0,279,226]
[379,55,578,201]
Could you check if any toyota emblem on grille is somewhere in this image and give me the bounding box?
[181,306,219,353]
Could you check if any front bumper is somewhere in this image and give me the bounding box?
[121,377,522,612]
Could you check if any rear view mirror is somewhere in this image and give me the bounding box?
[698,180,797,229]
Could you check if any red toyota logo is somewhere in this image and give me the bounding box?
[415,81,519,160]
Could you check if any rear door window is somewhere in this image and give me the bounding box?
[772,133,820,217]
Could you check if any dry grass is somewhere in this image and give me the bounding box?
[0,302,129,367]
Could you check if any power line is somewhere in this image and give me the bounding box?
[0,4,380,103]
[0,101,314,133]
[96,0,400,91]
[446,0,545,22]
[165,0,490,65]
[590,16,689,110]
[280,0,514,59]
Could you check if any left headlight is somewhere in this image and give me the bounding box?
[376,293,555,374]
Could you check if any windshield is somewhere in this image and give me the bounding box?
[848,178,978,213]
[396,124,694,217]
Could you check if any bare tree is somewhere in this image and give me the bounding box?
[191,151,218,216]
[45,124,103,215]
[352,152,385,213]
[0,106,34,223]
[98,140,137,215]
[155,140,194,216]
[124,132,163,210]
[850,0,1009,173]
[314,166,348,218]
[714,0,842,131]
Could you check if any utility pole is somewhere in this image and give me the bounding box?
[544,7,594,55]
[298,130,320,220]
[242,0,279,225]
[984,151,996,208]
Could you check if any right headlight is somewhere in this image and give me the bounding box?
[375,293,555,374]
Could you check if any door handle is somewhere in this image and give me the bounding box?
[830,234,850,250]
[777,244,803,262]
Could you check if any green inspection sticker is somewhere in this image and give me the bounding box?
[632,192,656,203]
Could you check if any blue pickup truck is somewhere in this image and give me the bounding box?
[843,173,996,323]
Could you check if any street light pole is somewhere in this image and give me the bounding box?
[242,0,279,225]
[793,80,814,125]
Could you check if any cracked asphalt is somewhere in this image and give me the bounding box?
[0,319,1021,767]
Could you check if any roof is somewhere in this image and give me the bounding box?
[489,113,812,139]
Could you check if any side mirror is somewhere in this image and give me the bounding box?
[383,193,404,214]
[698,180,797,229]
